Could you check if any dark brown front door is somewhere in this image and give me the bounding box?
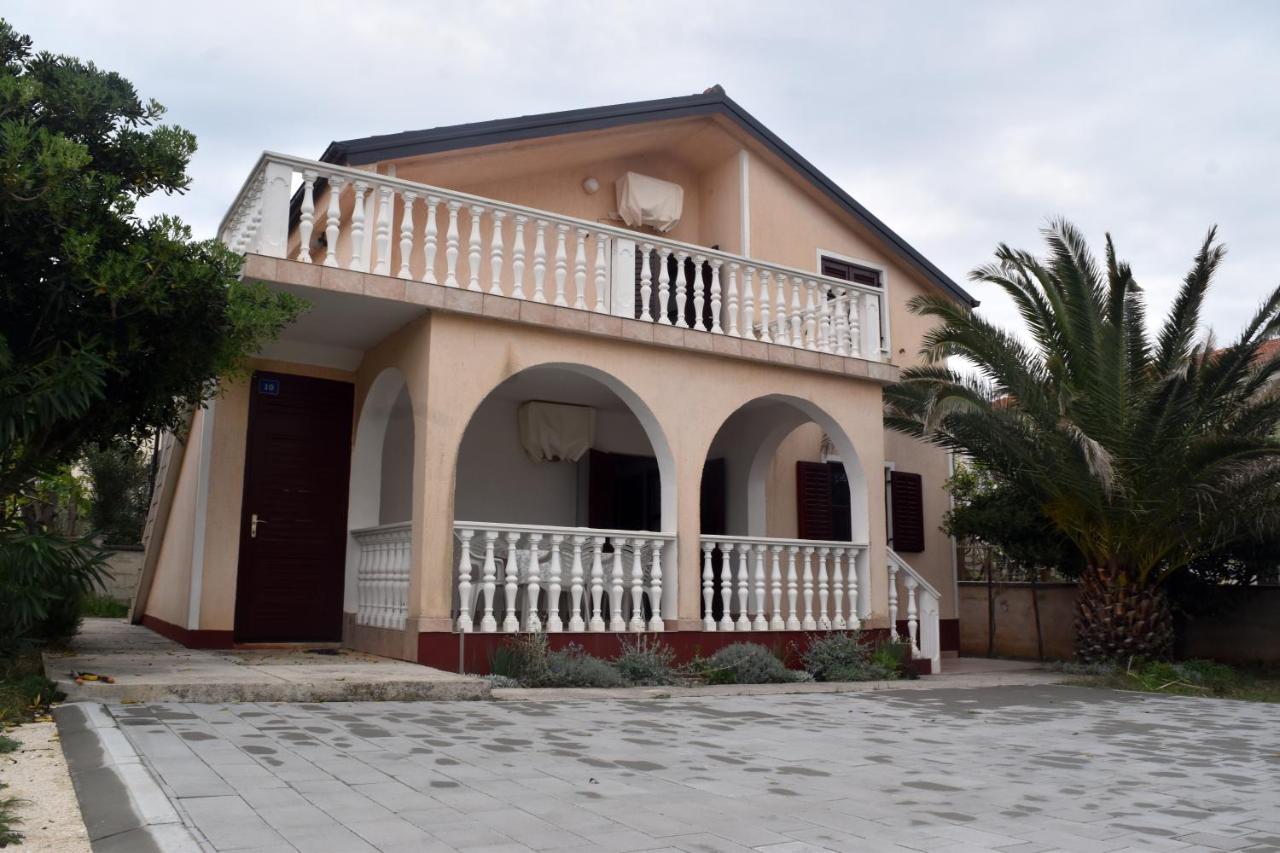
[234,372,354,642]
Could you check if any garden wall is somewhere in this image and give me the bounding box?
[101,548,144,603]
[959,582,1280,665]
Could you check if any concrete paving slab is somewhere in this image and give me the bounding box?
[90,685,1279,852]
[44,618,488,703]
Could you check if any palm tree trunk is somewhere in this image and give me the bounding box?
[1074,562,1173,662]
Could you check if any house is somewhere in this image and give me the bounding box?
[131,87,977,674]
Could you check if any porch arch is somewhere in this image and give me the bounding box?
[344,367,415,612]
[449,361,678,631]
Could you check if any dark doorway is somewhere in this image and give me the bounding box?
[234,372,354,642]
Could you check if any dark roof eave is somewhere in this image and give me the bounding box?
[322,92,978,307]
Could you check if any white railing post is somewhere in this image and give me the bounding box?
[735,543,750,631]
[569,535,586,631]
[647,537,664,632]
[701,542,717,631]
[546,534,564,632]
[887,556,899,641]
[860,291,882,359]
[718,544,734,632]
[455,527,474,632]
[609,539,626,632]
[502,530,521,632]
[255,159,294,259]
[588,536,606,631]
[373,185,393,276]
[612,238,639,318]
[525,533,542,632]
[629,538,646,632]
[831,547,845,630]
[905,575,920,656]
[752,543,768,630]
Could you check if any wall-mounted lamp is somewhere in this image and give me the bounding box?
[582,177,600,194]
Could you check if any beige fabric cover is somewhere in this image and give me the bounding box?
[615,172,684,232]
[518,401,596,462]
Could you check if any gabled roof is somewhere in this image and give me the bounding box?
[322,87,977,307]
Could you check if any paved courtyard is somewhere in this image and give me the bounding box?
[105,685,1278,853]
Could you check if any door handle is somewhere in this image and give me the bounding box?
[251,513,267,538]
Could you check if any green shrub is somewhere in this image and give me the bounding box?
[705,642,804,684]
[0,735,17,755]
[82,440,151,548]
[489,633,551,686]
[0,527,108,657]
[81,594,130,618]
[545,644,623,688]
[801,632,898,682]
[614,635,677,686]
[0,787,22,847]
[483,674,520,689]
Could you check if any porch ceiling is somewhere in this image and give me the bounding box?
[258,282,425,369]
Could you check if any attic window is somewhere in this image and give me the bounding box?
[821,256,882,288]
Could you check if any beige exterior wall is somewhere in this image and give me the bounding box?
[145,406,202,627]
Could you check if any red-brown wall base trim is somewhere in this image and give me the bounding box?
[140,615,235,650]
[418,628,897,675]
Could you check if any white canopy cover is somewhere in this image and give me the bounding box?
[517,401,596,463]
[615,171,684,232]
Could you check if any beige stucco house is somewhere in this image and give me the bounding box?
[132,88,977,674]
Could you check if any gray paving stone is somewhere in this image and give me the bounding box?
[105,685,1279,853]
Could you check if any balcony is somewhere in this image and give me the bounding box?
[220,153,889,362]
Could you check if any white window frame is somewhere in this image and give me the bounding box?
[815,248,891,358]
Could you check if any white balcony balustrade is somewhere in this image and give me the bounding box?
[220,153,887,360]
[351,523,412,630]
[887,548,941,671]
[452,522,675,634]
[698,536,869,633]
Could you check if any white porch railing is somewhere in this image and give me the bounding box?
[220,153,887,360]
[351,522,412,630]
[887,548,941,671]
[698,536,869,632]
[452,521,676,633]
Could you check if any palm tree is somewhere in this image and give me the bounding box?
[885,221,1280,661]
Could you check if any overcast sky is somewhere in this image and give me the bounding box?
[9,1,1279,342]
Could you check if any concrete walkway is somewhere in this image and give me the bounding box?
[93,685,1280,853]
[44,619,488,704]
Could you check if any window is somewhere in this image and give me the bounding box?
[886,469,925,553]
[820,256,881,288]
[795,461,852,542]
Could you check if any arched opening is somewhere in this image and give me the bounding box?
[451,363,676,633]
[345,369,415,627]
[699,395,869,631]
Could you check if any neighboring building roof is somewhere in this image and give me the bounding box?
[321,87,978,307]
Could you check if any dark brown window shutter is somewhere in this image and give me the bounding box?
[889,470,925,552]
[796,461,834,540]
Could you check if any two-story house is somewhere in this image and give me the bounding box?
[131,87,977,674]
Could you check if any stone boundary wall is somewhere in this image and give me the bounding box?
[959,582,1280,665]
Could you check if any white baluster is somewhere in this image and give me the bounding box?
[701,542,716,631]
[771,273,786,344]
[551,225,569,307]
[758,270,773,343]
[373,186,393,276]
[488,210,505,295]
[443,200,461,287]
[480,530,498,632]
[297,170,316,263]
[674,251,689,328]
[609,539,626,631]
[573,228,589,311]
[422,195,439,283]
[657,247,672,324]
[818,286,832,353]
[511,215,527,299]
[710,259,724,334]
[455,528,474,632]
[524,533,542,632]
[804,281,819,350]
[718,544,735,632]
[831,548,846,630]
[861,291,882,359]
[532,220,549,302]
[786,545,801,630]
[397,191,415,279]
[691,255,706,332]
[466,205,484,292]
[741,266,756,341]
[735,543,750,631]
[887,559,900,641]
[546,534,564,632]
[752,544,768,630]
[834,288,851,356]
[568,535,586,631]
[349,181,369,272]
[589,536,606,631]
[502,531,521,632]
[790,277,804,347]
[906,576,920,656]
[647,539,664,632]
[769,545,784,630]
[322,175,344,268]
[593,232,609,313]
[629,538,646,632]
[817,547,831,630]
[801,546,817,630]
[724,262,737,336]
[845,549,860,629]
[638,244,654,322]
